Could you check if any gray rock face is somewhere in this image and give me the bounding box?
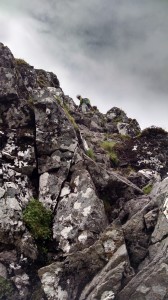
[0,43,18,101]
[116,178,168,300]
[53,163,108,253]
[39,222,130,300]
[118,126,168,177]
[0,42,168,300]
[105,107,141,137]
[33,87,78,210]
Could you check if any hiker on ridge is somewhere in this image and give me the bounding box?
[76,95,91,113]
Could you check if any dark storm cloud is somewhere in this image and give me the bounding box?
[0,0,168,129]
[27,0,168,94]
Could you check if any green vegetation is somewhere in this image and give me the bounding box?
[0,276,14,299]
[101,196,112,221]
[30,285,45,300]
[113,116,123,124]
[28,95,34,107]
[66,111,78,130]
[37,76,47,88]
[141,126,167,138]
[121,165,135,176]
[54,95,62,106]
[15,58,30,66]
[103,198,111,214]
[143,183,153,195]
[23,199,52,240]
[109,152,119,166]
[101,141,117,152]
[120,134,131,141]
[101,140,119,166]
[86,148,95,160]
[54,95,78,130]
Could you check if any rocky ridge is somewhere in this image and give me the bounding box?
[0,42,168,299]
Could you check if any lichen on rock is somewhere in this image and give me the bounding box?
[0,42,168,300]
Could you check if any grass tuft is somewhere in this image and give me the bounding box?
[143,184,153,195]
[86,148,95,160]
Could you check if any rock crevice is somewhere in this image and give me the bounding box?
[0,43,168,300]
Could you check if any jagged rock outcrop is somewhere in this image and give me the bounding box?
[0,42,168,300]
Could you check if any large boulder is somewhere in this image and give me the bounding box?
[105,107,141,137]
[116,177,168,300]
[39,221,131,300]
[53,162,108,253]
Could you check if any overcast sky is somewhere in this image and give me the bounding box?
[0,0,168,129]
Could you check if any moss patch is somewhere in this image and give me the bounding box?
[15,58,30,66]
[23,199,52,240]
[143,184,153,195]
[0,276,14,299]
[30,285,45,300]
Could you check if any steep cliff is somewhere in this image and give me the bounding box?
[0,42,168,300]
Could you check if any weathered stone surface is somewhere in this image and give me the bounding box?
[122,197,159,267]
[32,88,78,210]
[116,235,168,300]
[0,43,18,101]
[0,250,17,265]
[39,222,130,300]
[11,272,30,300]
[53,163,108,253]
[1,42,168,300]
[105,107,140,137]
[118,127,168,177]
[79,244,133,300]
[151,178,168,243]
[128,169,161,190]
[116,178,168,300]
[85,158,142,196]
[36,69,60,89]
[0,262,7,278]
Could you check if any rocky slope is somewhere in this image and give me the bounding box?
[0,42,168,300]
